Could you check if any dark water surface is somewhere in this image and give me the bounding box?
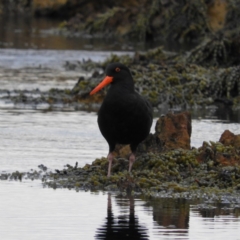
[0,15,240,240]
[0,13,194,52]
[1,180,240,240]
[0,14,140,51]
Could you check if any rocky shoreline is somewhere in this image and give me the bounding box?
[1,46,240,112]
[1,112,240,202]
[1,1,239,43]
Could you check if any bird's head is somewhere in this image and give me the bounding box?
[90,62,133,95]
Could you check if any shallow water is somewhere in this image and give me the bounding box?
[0,108,240,172]
[0,14,116,51]
[0,180,240,240]
[0,109,105,172]
[0,48,132,70]
[0,19,240,239]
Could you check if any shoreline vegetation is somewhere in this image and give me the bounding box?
[0,0,240,200]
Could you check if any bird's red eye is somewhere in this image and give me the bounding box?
[115,67,121,72]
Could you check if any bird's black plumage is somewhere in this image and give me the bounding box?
[90,63,153,176]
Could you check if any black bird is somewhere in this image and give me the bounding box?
[90,63,153,177]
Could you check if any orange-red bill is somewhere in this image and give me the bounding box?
[90,76,113,95]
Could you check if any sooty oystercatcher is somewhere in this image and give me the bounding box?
[90,63,153,177]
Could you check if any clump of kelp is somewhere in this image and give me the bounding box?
[66,0,204,40]
[1,139,240,200]
[62,0,239,43]
[38,124,240,198]
[71,39,240,110]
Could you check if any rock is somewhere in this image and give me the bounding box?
[219,130,240,148]
[155,111,191,150]
[112,111,192,159]
[33,0,68,16]
[197,133,240,165]
[207,0,227,32]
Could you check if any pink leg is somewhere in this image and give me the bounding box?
[129,153,136,172]
[107,152,114,177]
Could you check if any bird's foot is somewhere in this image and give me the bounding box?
[107,152,114,177]
[128,153,136,172]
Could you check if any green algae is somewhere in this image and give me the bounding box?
[43,139,239,196]
[1,139,240,201]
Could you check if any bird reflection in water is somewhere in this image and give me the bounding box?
[95,194,149,240]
